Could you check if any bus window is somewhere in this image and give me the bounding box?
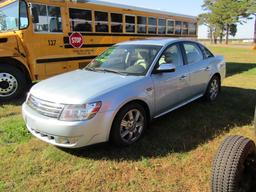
[167,20,174,34]
[189,23,197,35]
[125,15,135,33]
[175,21,182,35]
[19,0,28,29]
[95,11,109,32]
[148,17,156,34]
[111,13,123,33]
[32,4,48,32]
[69,8,92,32]
[182,22,188,35]
[48,6,62,32]
[137,16,146,34]
[158,18,166,34]
[32,4,62,33]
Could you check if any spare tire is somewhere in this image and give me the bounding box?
[211,135,256,192]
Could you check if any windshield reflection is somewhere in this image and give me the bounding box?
[86,45,162,76]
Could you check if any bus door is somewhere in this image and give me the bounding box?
[30,3,69,78]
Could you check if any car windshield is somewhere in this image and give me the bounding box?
[86,44,162,76]
[0,0,28,32]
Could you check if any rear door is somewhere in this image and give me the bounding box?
[182,42,211,97]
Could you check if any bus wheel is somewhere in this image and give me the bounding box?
[0,64,28,102]
[211,136,256,192]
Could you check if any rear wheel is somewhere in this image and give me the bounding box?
[110,103,148,146]
[211,136,256,192]
[205,75,221,101]
[0,64,28,102]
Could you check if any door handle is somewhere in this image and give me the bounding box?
[179,75,187,80]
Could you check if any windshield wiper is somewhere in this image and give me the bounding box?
[84,67,96,72]
[94,68,128,76]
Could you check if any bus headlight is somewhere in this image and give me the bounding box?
[59,102,102,121]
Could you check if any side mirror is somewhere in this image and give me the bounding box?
[32,7,39,24]
[155,64,176,74]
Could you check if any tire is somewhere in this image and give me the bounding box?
[211,136,256,192]
[0,64,28,102]
[205,75,221,101]
[110,103,148,147]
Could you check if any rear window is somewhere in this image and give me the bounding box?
[199,44,214,58]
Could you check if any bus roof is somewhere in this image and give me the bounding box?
[74,0,197,21]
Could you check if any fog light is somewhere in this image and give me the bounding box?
[55,136,80,144]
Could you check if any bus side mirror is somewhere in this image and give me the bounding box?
[32,7,39,23]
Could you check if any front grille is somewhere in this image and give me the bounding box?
[27,95,64,119]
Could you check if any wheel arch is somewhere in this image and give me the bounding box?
[0,57,32,84]
[212,72,221,82]
[107,99,151,140]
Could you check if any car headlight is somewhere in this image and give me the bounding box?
[59,102,102,121]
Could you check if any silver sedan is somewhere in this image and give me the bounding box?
[22,39,226,148]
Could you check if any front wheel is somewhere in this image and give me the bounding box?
[0,64,28,102]
[110,103,148,147]
[211,136,256,192]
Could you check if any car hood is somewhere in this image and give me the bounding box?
[30,70,142,104]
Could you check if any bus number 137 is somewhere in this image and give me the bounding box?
[48,40,56,46]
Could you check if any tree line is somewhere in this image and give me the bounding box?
[199,0,256,44]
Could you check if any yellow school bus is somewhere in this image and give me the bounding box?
[0,0,197,101]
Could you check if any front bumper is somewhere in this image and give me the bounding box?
[22,103,114,148]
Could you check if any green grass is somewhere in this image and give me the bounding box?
[0,45,255,192]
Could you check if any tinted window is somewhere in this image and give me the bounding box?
[175,21,182,35]
[167,20,174,34]
[148,17,157,25]
[158,44,183,68]
[189,23,197,35]
[148,17,157,34]
[137,16,146,33]
[95,11,108,32]
[48,6,62,32]
[111,13,123,33]
[184,43,203,64]
[32,4,48,32]
[69,8,92,32]
[125,15,135,33]
[158,19,166,34]
[182,22,188,35]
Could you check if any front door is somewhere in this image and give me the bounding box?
[29,3,68,78]
[152,44,190,116]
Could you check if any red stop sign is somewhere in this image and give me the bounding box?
[69,32,83,48]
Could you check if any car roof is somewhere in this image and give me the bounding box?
[117,38,196,46]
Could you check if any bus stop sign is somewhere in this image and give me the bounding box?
[69,32,83,48]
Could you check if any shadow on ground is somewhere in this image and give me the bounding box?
[63,86,256,161]
[226,62,256,77]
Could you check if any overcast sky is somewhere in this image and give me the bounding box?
[103,0,254,39]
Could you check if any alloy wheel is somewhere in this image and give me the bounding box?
[120,109,145,144]
[209,78,219,101]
